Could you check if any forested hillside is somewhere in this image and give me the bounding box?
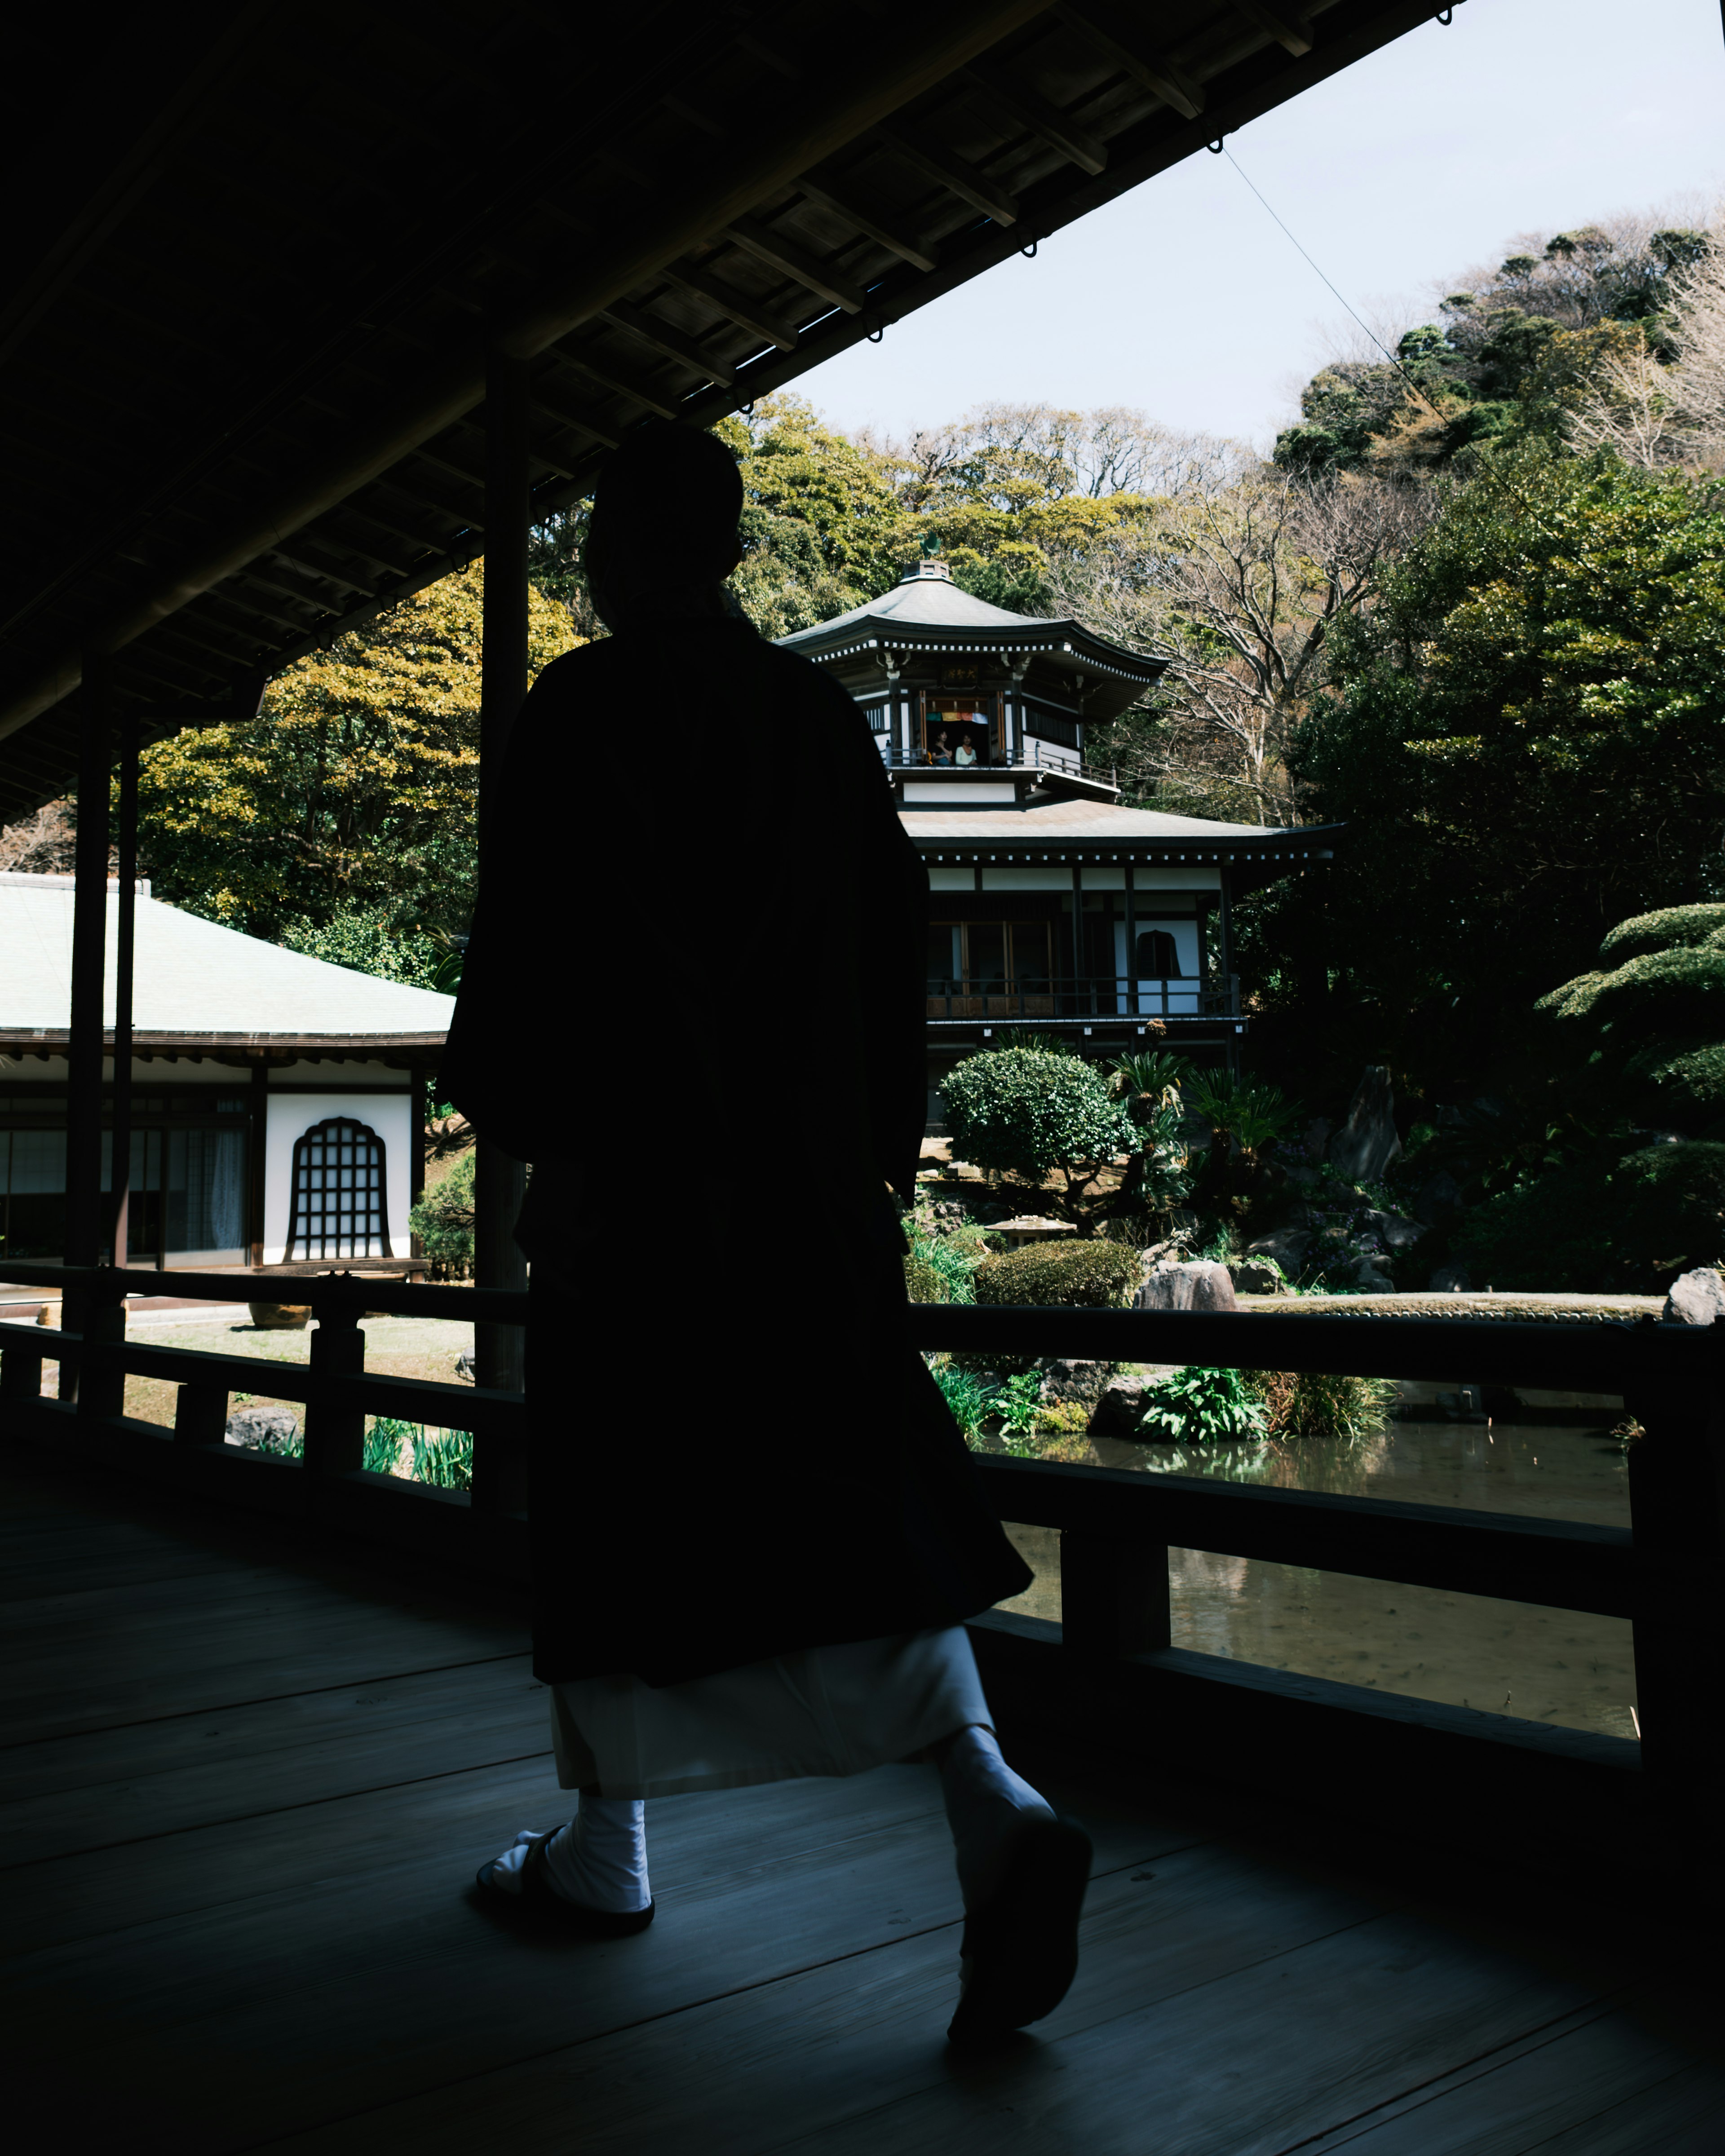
[3,194,1718,1157]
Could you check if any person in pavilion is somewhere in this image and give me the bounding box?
[441,423,1091,2048]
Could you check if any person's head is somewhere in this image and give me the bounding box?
[584,425,744,631]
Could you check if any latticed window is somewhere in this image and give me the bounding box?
[284,1117,392,1262]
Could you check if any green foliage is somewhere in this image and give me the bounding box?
[1188,1070,1300,1153]
[1108,1050,1194,1109]
[902,1194,994,1305]
[363,1417,414,1475]
[411,1427,474,1491]
[928,1358,998,1440]
[1452,1141,1725,1290]
[1249,445,1725,1077]
[251,1419,303,1459]
[1598,905,1725,965]
[279,904,447,987]
[943,1048,1135,1203]
[1248,1369,1400,1440]
[995,1371,1043,1434]
[1139,1365,1269,1443]
[129,564,578,942]
[410,1153,475,1280]
[973,1238,1142,1310]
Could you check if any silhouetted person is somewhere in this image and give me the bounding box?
[441,423,1090,2046]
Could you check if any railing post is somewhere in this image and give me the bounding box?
[174,1382,230,1446]
[73,1276,127,1423]
[304,1307,365,1478]
[0,1330,47,1430]
[1624,1351,1725,1860]
[1059,1530,1171,1658]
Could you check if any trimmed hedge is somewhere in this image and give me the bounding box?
[973,1239,1141,1309]
[1598,904,1725,965]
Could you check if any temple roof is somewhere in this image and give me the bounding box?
[0,877,454,1048]
[778,560,1163,718]
[898,791,1343,866]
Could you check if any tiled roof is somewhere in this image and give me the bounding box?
[0,878,454,1040]
[898,797,1277,842]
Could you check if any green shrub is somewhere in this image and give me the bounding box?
[973,1239,1141,1310]
[1453,1140,1725,1290]
[411,1428,474,1490]
[1248,1369,1399,1440]
[363,1417,413,1475]
[1598,904,1725,965]
[411,1152,474,1280]
[995,1370,1043,1433]
[904,1253,948,1303]
[942,1048,1135,1201]
[1033,1398,1093,1438]
[1139,1366,1268,1442]
[928,1358,998,1439]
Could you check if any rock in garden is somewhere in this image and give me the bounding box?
[1663,1268,1725,1325]
[224,1405,299,1449]
[1363,1207,1424,1251]
[1429,1264,1472,1292]
[1136,1260,1237,1313]
[1229,1259,1286,1296]
[1327,1066,1402,1184]
[1035,1357,1111,1405]
[1245,1226,1311,1275]
[1088,1374,1152,1436]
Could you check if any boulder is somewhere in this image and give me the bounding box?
[1327,1066,1402,1184]
[1088,1374,1152,1437]
[1342,1255,1395,1292]
[1229,1258,1286,1296]
[1136,1260,1237,1313]
[1663,1268,1725,1326]
[1244,1225,1312,1276]
[1429,1263,1473,1293]
[225,1404,300,1449]
[1363,1207,1424,1252]
[1034,1357,1112,1406]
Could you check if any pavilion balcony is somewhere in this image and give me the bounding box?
[883,741,1117,786]
[925,974,1239,1024]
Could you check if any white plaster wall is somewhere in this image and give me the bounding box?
[261,1091,415,1264]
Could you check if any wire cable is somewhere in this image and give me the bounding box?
[1219,145,1446,420]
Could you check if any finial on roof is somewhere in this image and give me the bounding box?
[902,528,951,583]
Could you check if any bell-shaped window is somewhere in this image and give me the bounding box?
[284,1116,392,1261]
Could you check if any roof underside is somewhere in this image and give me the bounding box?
[2,0,1446,823]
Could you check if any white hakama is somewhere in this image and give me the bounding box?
[548,1624,990,1799]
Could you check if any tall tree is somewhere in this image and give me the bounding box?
[131,565,578,946]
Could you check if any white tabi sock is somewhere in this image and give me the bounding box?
[484,1796,650,1912]
[544,1795,651,1913]
[935,1724,1056,1913]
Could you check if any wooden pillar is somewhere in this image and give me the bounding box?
[474,344,530,1394]
[1217,868,1235,998]
[107,711,139,1268]
[408,1061,426,1262]
[1624,1356,1725,1880]
[1069,861,1084,1007]
[248,1058,269,1267]
[1060,1531,1170,1658]
[65,648,111,1272]
[1123,855,1137,1021]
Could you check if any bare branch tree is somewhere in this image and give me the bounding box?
[1050,470,1438,826]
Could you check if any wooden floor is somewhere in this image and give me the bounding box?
[3,1450,1722,2156]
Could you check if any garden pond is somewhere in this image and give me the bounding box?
[988,1396,1638,1742]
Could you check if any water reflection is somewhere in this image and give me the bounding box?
[994,1422,1637,1742]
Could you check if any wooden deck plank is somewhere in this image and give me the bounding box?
[0,1657,548,1857]
[1295,1995,1725,2153]
[252,1840,1387,2156]
[759,1915,1617,2156]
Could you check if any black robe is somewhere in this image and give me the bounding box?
[442,618,1031,1687]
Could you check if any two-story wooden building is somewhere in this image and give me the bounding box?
[779,555,1339,1120]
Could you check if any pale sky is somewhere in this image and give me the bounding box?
[795,0,1725,452]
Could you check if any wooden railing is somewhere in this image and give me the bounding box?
[4,1267,1721,1882]
[925,974,1239,1021]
